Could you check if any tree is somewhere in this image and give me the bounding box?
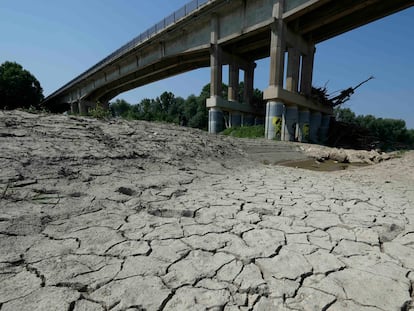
[0,61,44,110]
[333,107,414,149]
[110,99,131,117]
[334,107,357,123]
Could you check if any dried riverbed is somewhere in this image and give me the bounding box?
[1,110,413,311]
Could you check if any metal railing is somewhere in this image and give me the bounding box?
[46,0,211,100]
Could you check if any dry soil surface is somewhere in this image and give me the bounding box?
[1,110,413,311]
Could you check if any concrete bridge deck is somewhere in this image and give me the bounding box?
[43,0,413,142]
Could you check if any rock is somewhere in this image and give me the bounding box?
[1,286,80,311]
[316,269,411,311]
[89,276,170,310]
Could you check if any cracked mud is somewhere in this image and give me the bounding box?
[1,110,413,311]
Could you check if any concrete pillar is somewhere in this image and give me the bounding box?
[208,108,224,134]
[244,63,255,105]
[210,15,222,98]
[300,46,315,96]
[265,101,284,140]
[230,112,242,127]
[319,114,331,144]
[310,111,322,143]
[228,64,239,102]
[208,14,224,134]
[268,16,285,88]
[298,109,310,143]
[265,1,285,140]
[78,100,87,115]
[286,47,300,93]
[282,105,298,141]
[70,102,79,114]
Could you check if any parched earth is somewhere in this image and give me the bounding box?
[0,110,413,311]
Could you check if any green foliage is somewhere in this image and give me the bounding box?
[334,107,414,150]
[109,87,210,129]
[108,82,265,131]
[334,107,357,123]
[222,125,265,138]
[0,61,44,110]
[89,103,111,119]
[110,99,131,118]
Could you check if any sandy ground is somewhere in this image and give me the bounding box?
[0,110,413,311]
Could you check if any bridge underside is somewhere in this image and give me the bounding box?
[44,0,413,143]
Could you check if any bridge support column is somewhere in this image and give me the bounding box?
[310,111,322,143]
[298,109,310,143]
[70,102,79,114]
[78,100,88,115]
[228,64,242,128]
[300,45,315,96]
[264,1,286,140]
[286,47,300,93]
[207,14,224,133]
[282,105,298,141]
[228,64,239,102]
[319,114,331,144]
[208,108,224,134]
[265,101,284,140]
[244,63,255,105]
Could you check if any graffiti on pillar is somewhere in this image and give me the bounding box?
[302,123,310,141]
[272,116,282,140]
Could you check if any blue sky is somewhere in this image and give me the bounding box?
[1,1,413,128]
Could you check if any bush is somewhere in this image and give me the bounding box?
[89,103,111,119]
[222,125,265,138]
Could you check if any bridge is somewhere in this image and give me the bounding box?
[43,0,413,143]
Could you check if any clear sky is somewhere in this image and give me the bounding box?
[1,1,413,128]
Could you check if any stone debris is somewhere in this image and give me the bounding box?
[0,110,413,311]
[302,145,395,164]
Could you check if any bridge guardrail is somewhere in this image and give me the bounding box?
[46,0,210,101]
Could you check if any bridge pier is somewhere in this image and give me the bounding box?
[263,0,332,143]
[319,114,331,144]
[282,105,298,141]
[70,102,79,115]
[298,109,310,143]
[78,100,88,115]
[310,111,322,143]
[208,107,224,134]
[207,14,225,134]
[265,101,284,140]
[207,14,259,134]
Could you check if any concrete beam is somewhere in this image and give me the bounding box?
[206,96,256,114]
[263,85,333,115]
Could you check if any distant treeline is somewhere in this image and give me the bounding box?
[110,87,413,150]
[334,107,414,150]
[109,82,264,130]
